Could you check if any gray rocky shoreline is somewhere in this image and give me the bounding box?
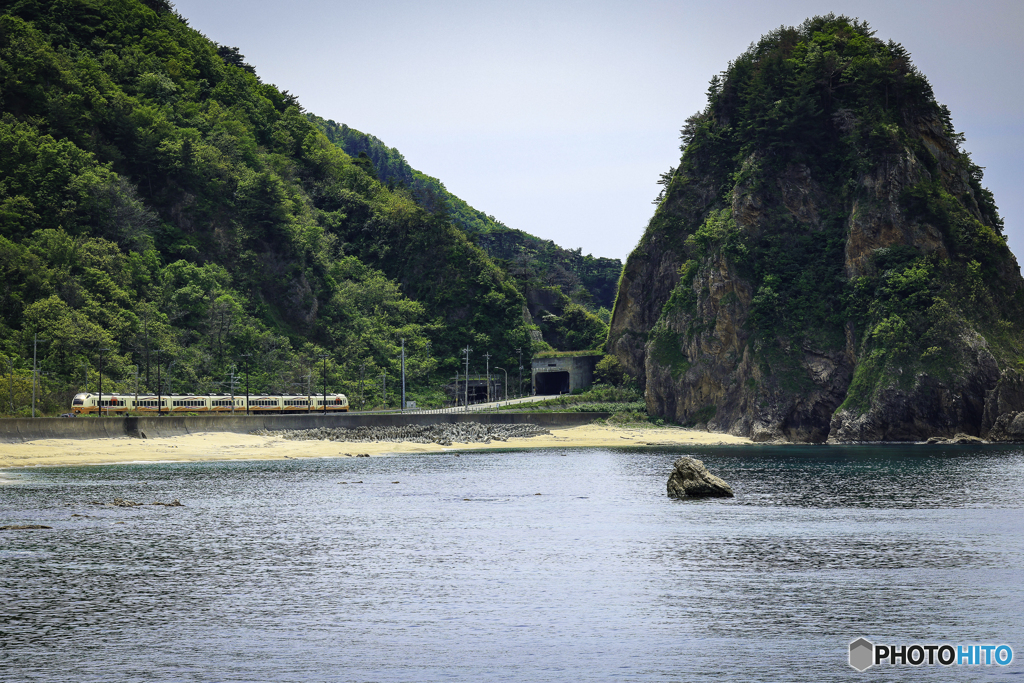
[252,422,551,447]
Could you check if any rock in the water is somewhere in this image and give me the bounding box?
[667,457,734,498]
[986,411,1024,442]
[1,524,52,530]
[925,433,986,445]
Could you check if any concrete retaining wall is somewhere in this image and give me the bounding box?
[0,412,611,443]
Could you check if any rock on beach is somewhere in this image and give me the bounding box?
[252,422,550,447]
[667,457,734,498]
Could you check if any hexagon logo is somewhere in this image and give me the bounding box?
[849,638,874,671]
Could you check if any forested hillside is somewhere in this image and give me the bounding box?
[312,117,622,310]
[311,117,619,351]
[0,0,554,413]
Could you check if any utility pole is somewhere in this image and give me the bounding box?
[400,338,406,412]
[166,360,177,403]
[98,346,109,417]
[155,349,163,416]
[484,352,491,403]
[381,371,386,406]
[239,353,251,415]
[516,347,523,399]
[299,372,312,413]
[134,365,139,414]
[6,357,14,414]
[422,340,431,407]
[463,346,471,411]
[454,371,459,409]
[359,364,365,410]
[32,334,47,418]
[319,352,329,416]
[495,367,507,401]
[230,364,236,413]
[143,308,150,389]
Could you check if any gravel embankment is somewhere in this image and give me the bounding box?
[252,422,550,446]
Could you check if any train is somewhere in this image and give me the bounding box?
[70,392,349,415]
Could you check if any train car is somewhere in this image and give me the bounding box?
[210,396,246,412]
[170,395,212,412]
[249,395,282,412]
[132,395,168,413]
[71,393,140,415]
[71,392,349,415]
[311,394,349,412]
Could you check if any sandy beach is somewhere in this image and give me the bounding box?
[0,424,750,470]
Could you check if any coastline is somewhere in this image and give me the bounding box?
[0,424,751,470]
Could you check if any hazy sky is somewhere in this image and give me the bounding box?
[172,0,1024,264]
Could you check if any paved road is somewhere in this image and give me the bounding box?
[351,395,563,416]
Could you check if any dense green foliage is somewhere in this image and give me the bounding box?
[648,15,1023,409]
[312,117,623,315]
[0,0,547,414]
[593,354,625,387]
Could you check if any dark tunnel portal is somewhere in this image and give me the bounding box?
[535,371,570,395]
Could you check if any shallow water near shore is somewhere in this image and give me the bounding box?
[2,443,1023,681]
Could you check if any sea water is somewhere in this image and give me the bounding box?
[1,444,1022,682]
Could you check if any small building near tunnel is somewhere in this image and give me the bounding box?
[531,353,601,395]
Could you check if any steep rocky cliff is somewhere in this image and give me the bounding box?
[610,15,1024,442]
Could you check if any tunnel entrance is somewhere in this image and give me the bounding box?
[535,371,570,395]
[468,383,489,404]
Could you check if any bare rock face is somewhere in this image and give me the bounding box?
[986,412,1024,442]
[828,333,1000,442]
[667,457,734,498]
[983,370,1024,433]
